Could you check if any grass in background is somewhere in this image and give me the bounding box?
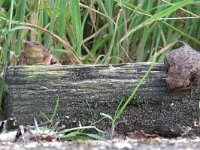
[0,0,199,65]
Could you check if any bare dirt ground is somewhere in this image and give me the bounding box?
[1,137,200,150]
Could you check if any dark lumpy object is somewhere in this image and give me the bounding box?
[165,44,200,72]
[164,43,200,91]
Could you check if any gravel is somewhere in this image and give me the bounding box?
[1,137,200,150]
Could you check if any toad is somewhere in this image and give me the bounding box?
[18,41,60,65]
[164,43,200,92]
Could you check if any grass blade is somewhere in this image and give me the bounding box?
[113,53,157,124]
[70,0,83,57]
[119,0,193,43]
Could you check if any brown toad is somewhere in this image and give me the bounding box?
[18,41,60,65]
[164,43,200,91]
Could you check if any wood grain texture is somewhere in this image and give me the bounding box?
[4,63,200,137]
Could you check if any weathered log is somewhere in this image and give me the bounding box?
[4,63,200,137]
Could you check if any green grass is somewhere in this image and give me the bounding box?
[39,96,104,141]
[0,0,199,65]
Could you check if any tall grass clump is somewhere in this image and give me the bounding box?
[0,0,199,65]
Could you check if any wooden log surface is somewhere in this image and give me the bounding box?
[4,63,200,137]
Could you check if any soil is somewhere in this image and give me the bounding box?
[1,137,200,150]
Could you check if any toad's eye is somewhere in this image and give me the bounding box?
[25,42,29,46]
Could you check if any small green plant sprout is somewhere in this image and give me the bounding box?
[58,124,104,141]
[40,96,60,130]
[101,53,157,136]
[39,96,104,141]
